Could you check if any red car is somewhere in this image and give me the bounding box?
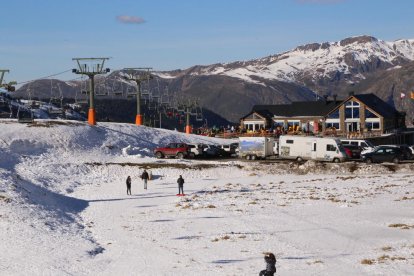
[153,143,190,159]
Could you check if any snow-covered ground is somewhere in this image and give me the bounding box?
[0,119,413,275]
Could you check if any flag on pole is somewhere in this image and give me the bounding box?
[411,91,414,99]
[400,92,406,99]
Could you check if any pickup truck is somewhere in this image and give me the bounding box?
[153,143,190,159]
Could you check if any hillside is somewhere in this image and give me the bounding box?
[1,120,414,275]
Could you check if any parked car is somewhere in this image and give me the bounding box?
[187,143,207,158]
[342,144,363,159]
[153,143,190,159]
[203,144,224,158]
[396,145,413,160]
[218,143,238,157]
[361,146,405,164]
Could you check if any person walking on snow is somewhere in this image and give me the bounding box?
[259,252,276,276]
[141,169,149,190]
[177,175,184,195]
[126,176,132,195]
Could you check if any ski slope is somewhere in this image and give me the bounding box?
[0,119,413,275]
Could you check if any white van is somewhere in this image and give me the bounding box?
[340,139,375,151]
[279,135,347,163]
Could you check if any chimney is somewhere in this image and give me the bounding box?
[348,91,355,97]
[332,94,337,102]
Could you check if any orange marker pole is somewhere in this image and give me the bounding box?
[88,108,96,125]
[136,114,143,125]
[185,125,192,134]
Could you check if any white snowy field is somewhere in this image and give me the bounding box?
[0,119,413,276]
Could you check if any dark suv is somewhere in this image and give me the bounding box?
[361,146,405,164]
[153,143,190,159]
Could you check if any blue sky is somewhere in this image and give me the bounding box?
[1,0,414,84]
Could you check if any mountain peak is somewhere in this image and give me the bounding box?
[339,35,378,46]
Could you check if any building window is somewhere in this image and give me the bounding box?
[345,101,360,119]
[365,121,380,130]
[286,140,294,144]
[326,122,340,130]
[365,108,378,119]
[327,109,339,119]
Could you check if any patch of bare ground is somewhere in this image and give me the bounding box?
[361,259,375,265]
[388,223,414,230]
[0,194,11,203]
[307,260,323,265]
[27,121,85,127]
[84,162,240,170]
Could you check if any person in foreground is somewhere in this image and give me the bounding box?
[141,169,149,190]
[177,175,184,195]
[259,252,276,276]
[126,176,132,195]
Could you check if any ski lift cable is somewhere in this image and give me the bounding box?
[17,69,72,85]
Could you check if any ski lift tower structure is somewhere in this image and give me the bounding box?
[0,69,16,91]
[122,67,153,126]
[72,58,110,125]
[176,97,203,134]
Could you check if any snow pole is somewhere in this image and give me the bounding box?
[185,125,192,134]
[185,107,191,134]
[88,108,96,125]
[135,114,143,125]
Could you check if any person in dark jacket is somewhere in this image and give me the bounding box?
[126,176,132,195]
[259,253,276,276]
[177,175,184,195]
[141,170,149,190]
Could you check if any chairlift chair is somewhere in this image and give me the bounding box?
[95,83,107,97]
[17,106,34,123]
[195,112,203,122]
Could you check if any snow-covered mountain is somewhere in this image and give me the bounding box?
[162,35,414,86]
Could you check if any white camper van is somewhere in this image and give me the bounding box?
[278,135,347,162]
[239,137,275,160]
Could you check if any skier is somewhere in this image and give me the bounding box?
[141,169,149,190]
[126,176,132,195]
[259,252,276,276]
[177,175,184,195]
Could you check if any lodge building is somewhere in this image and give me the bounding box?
[240,93,406,138]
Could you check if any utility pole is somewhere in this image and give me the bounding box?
[72,58,110,125]
[123,68,152,125]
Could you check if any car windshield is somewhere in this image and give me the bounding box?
[364,140,375,148]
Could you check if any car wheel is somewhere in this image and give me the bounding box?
[297,157,303,162]
[189,152,195,159]
[155,152,163,159]
[251,155,257,160]
[245,155,251,160]
[392,157,400,164]
[365,158,372,164]
[176,152,184,159]
[333,158,340,163]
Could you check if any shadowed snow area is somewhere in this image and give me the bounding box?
[0,119,413,275]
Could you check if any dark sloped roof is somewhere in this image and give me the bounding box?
[352,94,400,117]
[252,100,342,117]
[240,109,273,120]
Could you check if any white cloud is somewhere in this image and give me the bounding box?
[116,15,146,24]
